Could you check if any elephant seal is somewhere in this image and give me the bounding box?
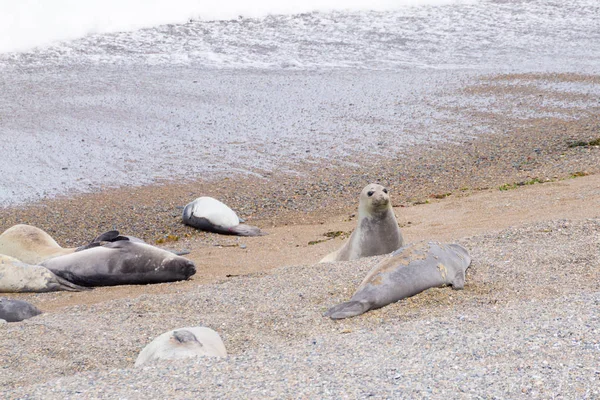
[183,196,266,236]
[0,298,42,322]
[0,224,78,264]
[135,326,227,367]
[0,224,124,264]
[41,241,196,287]
[325,241,471,319]
[0,254,88,292]
[320,184,403,263]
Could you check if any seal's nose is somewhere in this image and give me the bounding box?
[169,258,196,279]
[182,260,196,279]
[371,192,389,207]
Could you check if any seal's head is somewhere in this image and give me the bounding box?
[359,183,391,216]
[162,257,196,280]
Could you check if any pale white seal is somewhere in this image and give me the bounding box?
[0,224,78,264]
[183,196,266,236]
[135,326,227,367]
[325,241,471,319]
[0,254,87,293]
[320,183,403,262]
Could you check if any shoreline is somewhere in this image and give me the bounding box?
[2,103,599,247]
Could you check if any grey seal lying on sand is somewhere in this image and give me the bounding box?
[182,196,266,236]
[325,241,471,319]
[0,298,42,322]
[41,241,196,287]
[0,254,87,293]
[135,326,227,367]
[320,183,403,262]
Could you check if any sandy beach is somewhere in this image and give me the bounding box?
[2,0,600,396]
[1,70,600,397]
[1,177,599,398]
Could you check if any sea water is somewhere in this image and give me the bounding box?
[0,0,599,205]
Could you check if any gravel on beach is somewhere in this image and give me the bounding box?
[1,218,599,399]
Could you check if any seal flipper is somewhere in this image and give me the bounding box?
[76,230,127,251]
[173,330,201,344]
[53,275,92,292]
[228,224,267,237]
[184,216,267,236]
[169,249,191,256]
[93,230,121,242]
[324,300,372,320]
[451,269,465,290]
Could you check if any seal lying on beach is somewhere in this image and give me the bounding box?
[0,254,88,293]
[0,224,124,264]
[135,326,227,367]
[183,196,267,236]
[0,298,42,322]
[325,241,471,319]
[320,183,403,263]
[41,241,196,287]
[0,224,79,264]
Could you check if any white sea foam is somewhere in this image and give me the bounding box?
[0,0,474,53]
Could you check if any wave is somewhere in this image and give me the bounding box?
[0,0,475,53]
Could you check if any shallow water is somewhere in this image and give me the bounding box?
[0,0,599,206]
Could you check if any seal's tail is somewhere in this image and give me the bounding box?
[53,275,92,292]
[229,224,268,237]
[324,300,371,320]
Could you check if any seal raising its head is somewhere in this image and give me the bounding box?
[325,241,472,319]
[135,326,227,367]
[320,183,403,262]
[183,196,266,236]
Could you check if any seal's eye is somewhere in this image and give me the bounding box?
[383,188,388,194]
[367,191,374,197]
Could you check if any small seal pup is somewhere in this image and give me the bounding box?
[0,298,42,322]
[182,196,266,236]
[325,241,471,319]
[41,241,196,287]
[135,326,227,367]
[0,254,88,293]
[320,183,403,263]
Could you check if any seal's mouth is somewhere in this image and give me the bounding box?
[370,196,390,209]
